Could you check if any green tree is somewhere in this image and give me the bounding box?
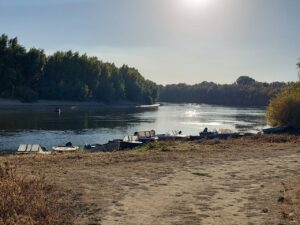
[0,35,26,98]
[236,76,256,86]
[0,34,158,104]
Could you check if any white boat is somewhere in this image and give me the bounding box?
[17,144,50,154]
[52,146,79,152]
[157,130,189,140]
[136,104,160,109]
[123,135,143,144]
[134,130,158,143]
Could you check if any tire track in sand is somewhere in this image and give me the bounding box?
[102,152,300,225]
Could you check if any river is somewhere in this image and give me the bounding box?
[0,103,267,151]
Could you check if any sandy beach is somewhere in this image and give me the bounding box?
[1,135,300,225]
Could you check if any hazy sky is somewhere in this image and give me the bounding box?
[1,0,299,84]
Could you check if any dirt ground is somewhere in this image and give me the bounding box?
[1,135,300,225]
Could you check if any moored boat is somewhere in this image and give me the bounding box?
[157,130,190,141]
[85,135,143,152]
[136,104,160,109]
[190,128,241,140]
[263,126,290,134]
[52,146,79,152]
[52,142,79,152]
[121,135,143,148]
[134,130,158,143]
[17,144,49,154]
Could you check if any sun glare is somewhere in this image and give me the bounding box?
[180,0,213,9]
[184,0,211,7]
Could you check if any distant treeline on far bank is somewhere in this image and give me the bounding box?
[0,34,289,106]
[159,76,286,107]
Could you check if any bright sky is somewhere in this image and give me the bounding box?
[0,0,299,84]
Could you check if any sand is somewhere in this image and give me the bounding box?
[1,135,300,225]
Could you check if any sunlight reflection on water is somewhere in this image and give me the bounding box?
[184,110,200,117]
[0,103,267,151]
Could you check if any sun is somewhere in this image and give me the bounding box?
[182,0,212,8]
[185,0,211,6]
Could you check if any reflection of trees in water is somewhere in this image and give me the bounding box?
[234,114,265,123]
[0,106,265,133]
[0,108,158,131]
[233,114,266,131]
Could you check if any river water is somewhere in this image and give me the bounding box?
[0,103,267,151]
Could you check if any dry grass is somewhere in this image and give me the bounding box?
[0,162,73,225]
[0,135,300,224]
[245,134,300,143]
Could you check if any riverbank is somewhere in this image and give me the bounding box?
[1,135,300,224]
[0,98,144,110]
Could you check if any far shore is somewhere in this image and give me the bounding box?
[0,98,150,110]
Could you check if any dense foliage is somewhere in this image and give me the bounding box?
[0,34,158,103]
[159,76,286,106]
[266,82,300,129]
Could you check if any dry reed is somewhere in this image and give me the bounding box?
[0,162,73,225]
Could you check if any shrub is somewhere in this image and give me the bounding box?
[0,163,73,225]
[266,83,300,129]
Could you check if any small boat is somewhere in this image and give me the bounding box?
[85,136,143,152]
[199,128,218,138]
[84,143,117,152]
[52,146,79,152]
[134,130,158,143]
[17,144,49,154]
[136,104,160,109]
[52,142,79,153]
[263,126,290,134]
[190,128,241,140]
[157,130,189,141]
[121,135,143,148]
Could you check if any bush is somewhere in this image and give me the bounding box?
[0,163,73,225]
[266,83,300,129]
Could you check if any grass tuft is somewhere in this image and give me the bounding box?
[0,162,73,225]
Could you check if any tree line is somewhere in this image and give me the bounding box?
[159,76,286,107]
[0,34,158,103]
[0,34,292,107]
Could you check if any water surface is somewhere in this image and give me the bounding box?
[0,103,267,151]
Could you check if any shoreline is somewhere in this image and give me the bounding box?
[0,98,266,110]
[0,98,153,110]
[1,133,298,155]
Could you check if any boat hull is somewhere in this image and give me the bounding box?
[52,146,79,152]
[136,104,160,109]
[87,141,142,152]
[263,126,289,134]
